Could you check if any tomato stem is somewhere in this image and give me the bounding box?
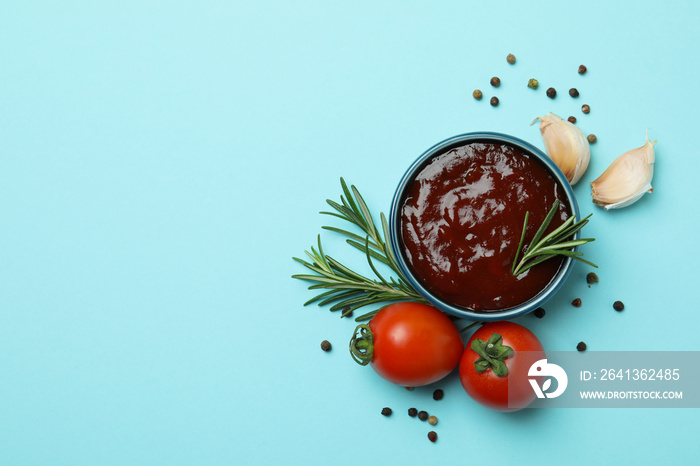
[471,333,514,377]
[349,324,374,366]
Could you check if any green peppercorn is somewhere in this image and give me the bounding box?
[506,53,516,64]
[473,89,483,100]
[490,96,499,107]
[582,104,590,114]
[527,78,539,89]
[546,87,556,98]
[587,134,597,144]
[490,76,501,87]
[569,88,579,98]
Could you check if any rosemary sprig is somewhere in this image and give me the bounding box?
[292,178,426,321]
[512,199,597,276]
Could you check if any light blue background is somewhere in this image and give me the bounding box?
[1,1,698,465]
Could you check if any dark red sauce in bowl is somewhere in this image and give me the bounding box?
[389,133,580,320]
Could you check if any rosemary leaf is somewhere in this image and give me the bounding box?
[321,226,384,252]
[354,309,380,321]
[529,199,560,248]
[546,214,592,245]
[293,178,427,320]
[511,210,529,275]
[538,239,594,251]
[317,290,364,307]
[343,239,391,266]
[512,201,597,276]
[363,237,391,287]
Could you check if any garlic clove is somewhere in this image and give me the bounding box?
[590,133,656,210]
[531,113,590,185]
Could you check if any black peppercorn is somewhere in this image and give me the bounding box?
[546,87,556,98]
[490,96,499,107]
[577,341,587,352]
[428,431,438,443]
[490,76,501,87]
[432,389,444,401]
[582,104,590,114]
[507,53,516,64]
[408,408,418,417]
[578,64,587,75]
[587,134,597,144]
[568,116,577,124]
[613,301,625,312]
[417,410,429,421]
[473,89,483,100]
[320,340,332,352]
[533,307,546,318]
[586,272,599,284]
[572,298,582,307]
[381,407,392,417]
[342,307,353,318]
[569,88,579,98]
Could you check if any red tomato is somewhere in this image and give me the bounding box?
[352,302,463,386]
[459,321,545,412]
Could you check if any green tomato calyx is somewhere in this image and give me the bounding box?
[471,333,514,377]
[349,324,374,366]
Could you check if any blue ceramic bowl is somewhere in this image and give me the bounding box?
[389,132,581,321]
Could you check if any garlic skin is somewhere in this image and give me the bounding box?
[590,134,656,210]
[531,113,590,185]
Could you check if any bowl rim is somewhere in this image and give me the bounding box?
[388,131,581,321]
